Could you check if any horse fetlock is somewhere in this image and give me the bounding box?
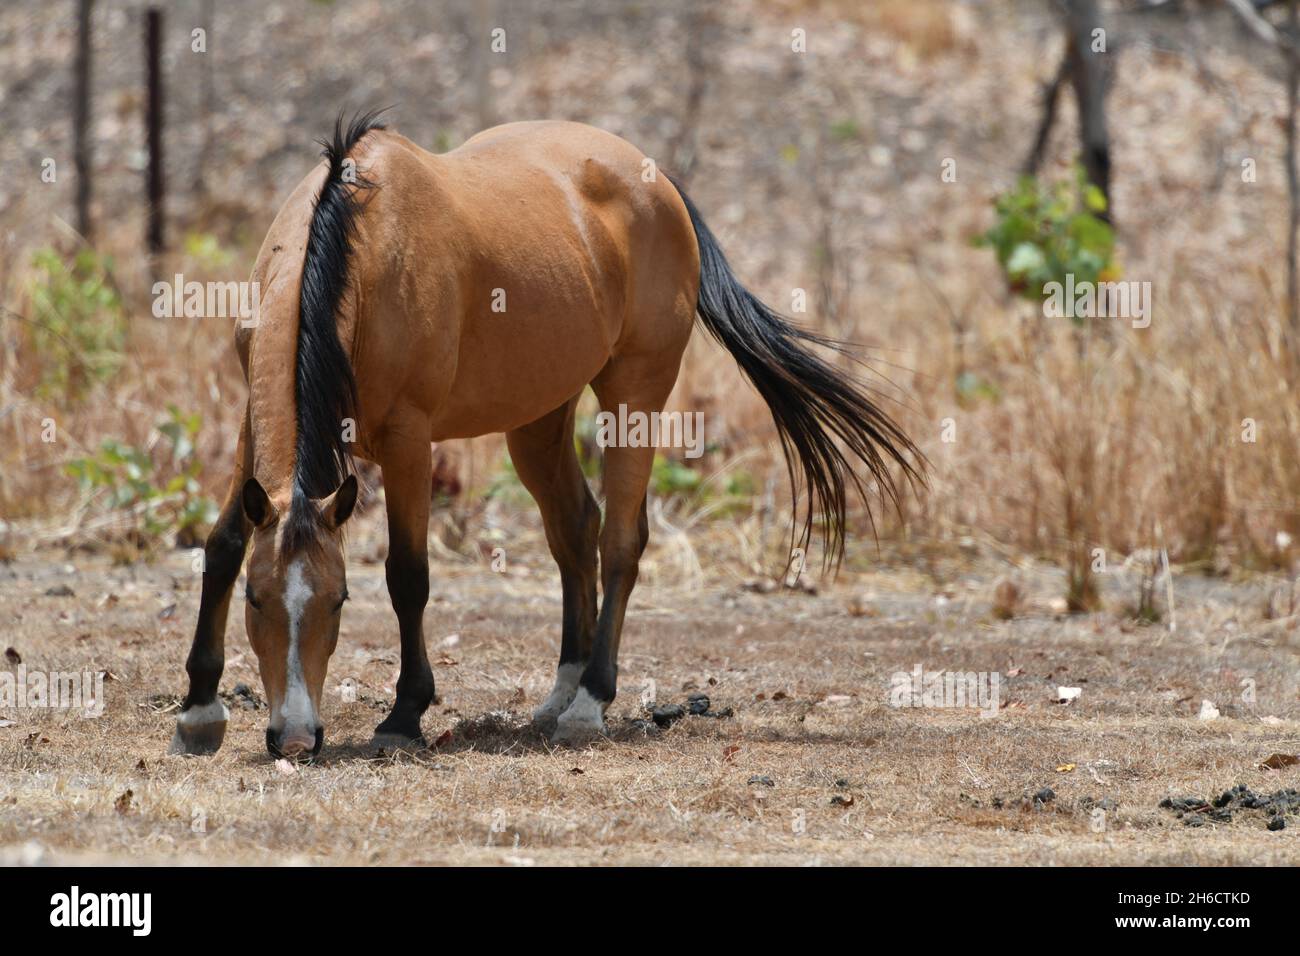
[168,700,230,756]
[550,687,608,746]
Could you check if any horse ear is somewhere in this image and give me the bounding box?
[241,478,278,529]
[322,473,358,529]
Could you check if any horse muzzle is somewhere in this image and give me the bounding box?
[266,725,324,759]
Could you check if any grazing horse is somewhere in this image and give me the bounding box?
[169,111,919,757]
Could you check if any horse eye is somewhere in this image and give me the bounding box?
[333,591,349,613]
[245,587,262,611]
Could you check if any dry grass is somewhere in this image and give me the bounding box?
[1,522,1298,865]
[2,0,1298,581]
[3,0,1300,866]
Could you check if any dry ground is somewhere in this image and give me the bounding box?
[1,519,1298,866]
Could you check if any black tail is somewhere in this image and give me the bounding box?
[671,178,924,569]
[284,109,385,552]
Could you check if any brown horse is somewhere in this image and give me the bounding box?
[169,111,920,757]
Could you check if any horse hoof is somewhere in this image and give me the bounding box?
[168,701,229,755]
[531,699,570,735]
[550,689,607,747]
[371,731,426,752]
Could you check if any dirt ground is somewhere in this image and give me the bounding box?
[1,514,1298,867]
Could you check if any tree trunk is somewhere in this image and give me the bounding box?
[145,6,165,254]
[73,0,94,240]
[1063,0,1112,222]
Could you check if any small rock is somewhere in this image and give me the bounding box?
[44,585,74,597]
[748,775,775,787]
[651,704,685,728]
[1197,700,1220,721]
[1268,816,1286,831]
[3,647,20,664]
[1160,795,1209,813]
[1034,787,1056,804]
[686,693,710,715]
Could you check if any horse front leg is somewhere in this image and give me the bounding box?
[169,410,253,755]
[372,423,435,750]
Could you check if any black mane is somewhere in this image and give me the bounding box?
[284,108,386,554]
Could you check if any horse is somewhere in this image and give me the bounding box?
[169,111,920,758]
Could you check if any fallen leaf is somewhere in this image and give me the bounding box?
[830,794,854,808]
[1056,763,1076,773]
[569,766,584,775]
[1260,752,1300,770]
[1006,667,1024,677]
[114,789,133,814]
[722,745,741,762]
[506,686,525,707]
[434,729,452,748]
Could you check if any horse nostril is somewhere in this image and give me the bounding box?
[267,727,324,759]
[280,735,313,756]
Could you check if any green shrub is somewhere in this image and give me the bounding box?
[66,406,217,547]
[975,168,1116,310]
[27,247,126,399]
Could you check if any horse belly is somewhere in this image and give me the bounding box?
[426,301,611,440]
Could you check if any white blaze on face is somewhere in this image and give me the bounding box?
[277,558,317,731]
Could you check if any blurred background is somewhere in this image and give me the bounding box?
[2,0,1298,604]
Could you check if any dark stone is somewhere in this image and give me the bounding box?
[651,704,686,728]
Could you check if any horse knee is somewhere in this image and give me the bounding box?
[385,549,429,616]
[202,518,246,589]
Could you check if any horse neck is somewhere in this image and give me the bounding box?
[246,292,302,504]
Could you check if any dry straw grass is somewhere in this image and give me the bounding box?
[3,0,1300,866]
[3,1,1297,587]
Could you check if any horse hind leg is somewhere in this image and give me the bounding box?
[505,398,600,732]
[552,370,670,745]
